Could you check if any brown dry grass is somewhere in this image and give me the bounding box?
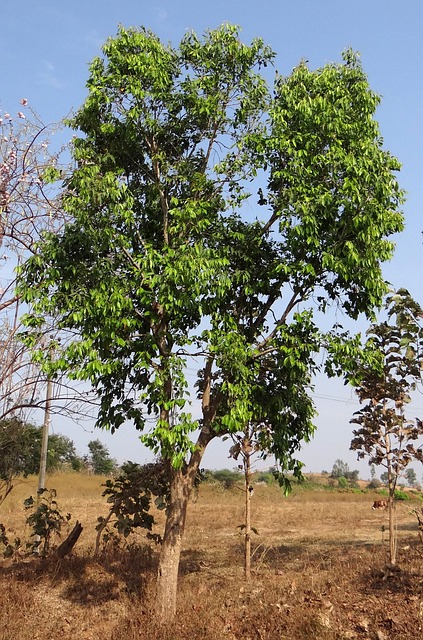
[1,474,422,639]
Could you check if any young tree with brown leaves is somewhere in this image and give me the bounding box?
[350,289,423,564]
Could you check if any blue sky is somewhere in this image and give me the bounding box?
[1,1,422,478]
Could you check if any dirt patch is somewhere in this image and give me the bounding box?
[0,481,422,639]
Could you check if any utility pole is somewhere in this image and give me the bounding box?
[38,340,55,495]
[34,356,54,554]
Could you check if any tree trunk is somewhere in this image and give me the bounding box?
[56,521,83,558]
[381,412,398,565]
[155,469,190,622]
[388,496,396,565]
[384,427,397,565]
[155,429,212,623]
[244,443,252,581]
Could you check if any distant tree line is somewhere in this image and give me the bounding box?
[0,417,117,486]
[330,459,360,487]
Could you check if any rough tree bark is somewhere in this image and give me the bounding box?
[155,470,192,621]
[155,429,212,622]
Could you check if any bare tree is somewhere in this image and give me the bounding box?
[0,102,62,420]
[0,102,97,425]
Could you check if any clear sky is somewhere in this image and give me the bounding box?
[1,1,422,479]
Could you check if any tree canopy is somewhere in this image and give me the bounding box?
[86,439,116,475]
[20,26,404,468]
[0,418,81,481]
[18,25,405,620]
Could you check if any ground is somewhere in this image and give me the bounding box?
[0,475,422,639]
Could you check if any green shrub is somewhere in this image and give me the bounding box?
[394,489,410,501]
[338,476,348,489]
[0,523,21,558]
[25,488,71,556]
[255,471,275,485]
[367,478,382,490]
[210,469,243,489]
[95,460,170,554]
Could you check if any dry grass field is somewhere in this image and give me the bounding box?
[0,473,422,639]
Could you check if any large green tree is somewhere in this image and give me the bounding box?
[19,26,404,621]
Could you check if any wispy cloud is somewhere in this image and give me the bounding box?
[83,29,105,51]
[156,8,168,22]
[36,60,67,90]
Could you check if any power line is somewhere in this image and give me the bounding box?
[312,392,423,414]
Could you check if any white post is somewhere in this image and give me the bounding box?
[34,356,54,553]
[38,373,53,494]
